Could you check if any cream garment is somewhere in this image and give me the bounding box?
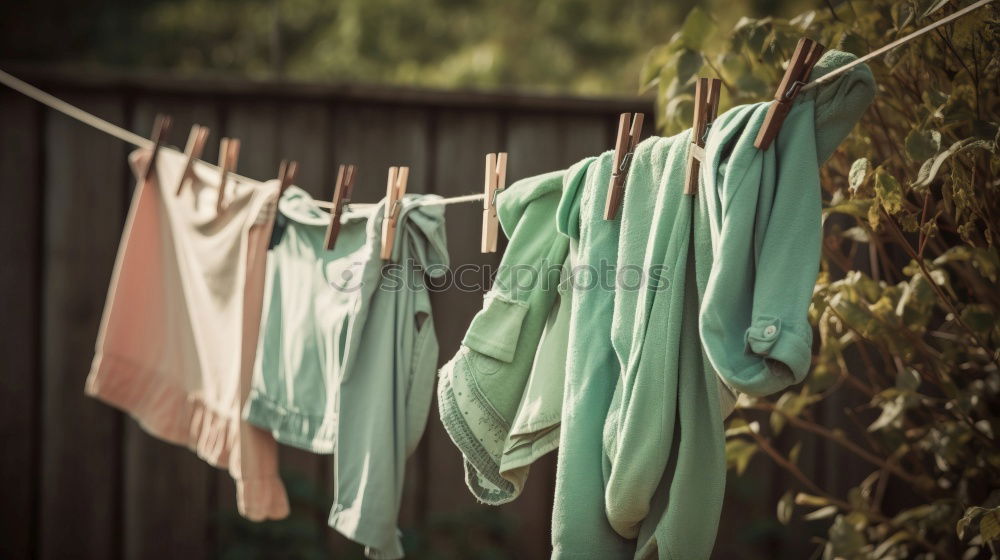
[85,148,289,521]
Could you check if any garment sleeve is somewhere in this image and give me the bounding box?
[699,102,819,397]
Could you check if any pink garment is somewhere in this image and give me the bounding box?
[86,147,289,520]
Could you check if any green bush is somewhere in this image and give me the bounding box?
[645,1,999,558]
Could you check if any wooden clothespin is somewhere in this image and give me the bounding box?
[176,124,209,195]
[324,164,357,250]
[142,114,172,185]
[215,137,241,214]
[277,159,298,196]
[603,112,643,220]
[684,78,722,196]
[380,166,409,261]
[754,38,825,150]
[481,152,508,253]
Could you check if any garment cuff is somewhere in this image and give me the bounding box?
[737,316,812,396]
[329,504,404,559]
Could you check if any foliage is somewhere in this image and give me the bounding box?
[0,0,720,95]
[647,1,1000,558]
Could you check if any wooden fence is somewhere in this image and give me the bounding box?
[0,69,652,560]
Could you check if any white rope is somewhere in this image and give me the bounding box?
[800,0,994,92]
[0,68,458,200]
[314,193,483,210]
[417,193,484,206]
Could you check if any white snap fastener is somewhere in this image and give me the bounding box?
[764,325,777,337]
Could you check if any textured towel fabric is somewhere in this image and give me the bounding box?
[243,186,383,453]
[436,168,582,504]
[329,193,449,560]
[601,132,727,559]
[86,148,289,521]
[698,50,876,398]
[595,50,875,559]
[551,152,635,559]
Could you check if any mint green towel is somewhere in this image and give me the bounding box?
[552,151,635,559]
[596,50,875,560]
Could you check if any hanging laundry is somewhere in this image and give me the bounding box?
[551,151,635,559]
[698,50,877,397]
[327,192,449,560]
[85,148,289,521]
[437,166,585,504]
[598,50,876,559]
[242,185,385,453]
[498,248,574,484]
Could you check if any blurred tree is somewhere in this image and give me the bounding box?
[0,0,810,94]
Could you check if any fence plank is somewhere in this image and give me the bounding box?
[254,99,333,524]
[277,101,331,200]
[0,91,42,560]
[329,104,430,202]
[423,109,504,534]
[38,93,127,560]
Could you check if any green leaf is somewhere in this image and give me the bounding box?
[827,515,867,555]
[849,158,870,193]
[804,505,838,521]
[872,531,911,558]
[825,198,872,218]
[960,304,998,335]
[904,129,941,161]
[795,493,830,507]
[725,439,758,475]
[957,507,985,540]
[913,139,970,188]
[980,508,1000,542]
[868,395,906,432]
[921,0,952,19]
[679,7,714,50]
[639,45,675,92]
[675,48,704,85]
[874,169,903,213]
[777,491,795,525]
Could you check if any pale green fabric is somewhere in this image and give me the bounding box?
[244,186,381,452]
[699,50,876,398]
[437,166,588,504]
[552,151,634,559]
[555,51,874,560]
[601,132,727,558]
[242,186,448,559]
[329,193,449,560]
[498,247,575,482]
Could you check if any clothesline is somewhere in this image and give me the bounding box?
[801,0,994,92]
[0,67,485,209]
[0,0,991,207]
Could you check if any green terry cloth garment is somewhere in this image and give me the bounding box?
[602,132,727,559]
[329,192,449,560]
[597,50,875,560]
[437,164,589,504]
[699,50,876,398]
[499,247,575,482]
[243,186,383,453]
[552,151,636,559]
